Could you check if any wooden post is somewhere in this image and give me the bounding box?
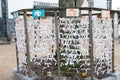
[14,18,20,71]
[15,41,19,70]
[54,10,61,80]
[23,11,32,77]
[112,13,115,73]
[89,9,94,80]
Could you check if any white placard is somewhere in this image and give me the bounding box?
[101,10,110,18]
[66,8,79,17]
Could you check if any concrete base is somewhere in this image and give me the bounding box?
[107,72,120,80]
[54,77,67,80]
[84,76,116,80]
[13,69,39,80]
[101,76,116,80]
[13,68,120,80]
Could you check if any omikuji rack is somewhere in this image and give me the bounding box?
[12,7,118,80]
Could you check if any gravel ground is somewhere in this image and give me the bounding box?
[0,41,120,80]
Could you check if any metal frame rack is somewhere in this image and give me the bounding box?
[12,7,118,80]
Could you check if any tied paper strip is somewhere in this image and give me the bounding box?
[15,18,26,65]
[93,18,113,77]
[15,17,57,76]
[27,17,57,67]
[59,17,90,74]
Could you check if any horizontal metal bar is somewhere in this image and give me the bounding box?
[11,7,119,15]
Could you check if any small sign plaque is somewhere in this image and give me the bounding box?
[66,8,79,17]
[13,12,18,19]
[32,10,45,18]
[101,10,110,18]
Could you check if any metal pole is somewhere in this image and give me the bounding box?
[112,14,115,73]
[15,39,19,70]
[89,9,94,80]
[75,0,77,7]
[14,18,19,70]
[54,10,61,80]
[23,11,32,77]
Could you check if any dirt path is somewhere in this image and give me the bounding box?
[115,41,120,72]
[0,44,16,80]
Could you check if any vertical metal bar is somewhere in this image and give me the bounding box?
[15,40,19,70]
[79,9,82,80]
[23,12,32,77]
[75,0,77,7]
[14,19,20,70]
[79,9,81,17]
[89,9,94,80]
[112,14,115,73]
[54,10,61,80]
[14,18,19,71]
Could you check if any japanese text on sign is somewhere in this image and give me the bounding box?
[66,8,79,17]
[101,10,110,18]
[32,10,45,18]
